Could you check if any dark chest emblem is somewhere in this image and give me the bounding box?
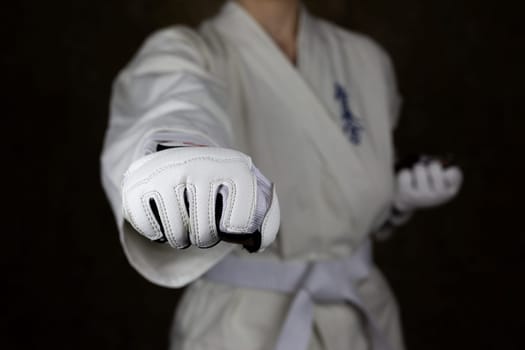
[334,83,364,145]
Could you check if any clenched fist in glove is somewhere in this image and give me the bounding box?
[376,155,463,239]
[122,147,280,253]
[394,156,463,214]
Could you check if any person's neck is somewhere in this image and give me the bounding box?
[235,0,300,63]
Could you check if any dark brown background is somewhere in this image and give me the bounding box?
[5,0,525,349]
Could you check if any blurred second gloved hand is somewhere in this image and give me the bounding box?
[394,158,463,213]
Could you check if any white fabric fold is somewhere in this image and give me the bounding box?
[205,240,391,350]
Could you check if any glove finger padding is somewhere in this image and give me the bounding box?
[396,170,415,212]
[394,158,463,212]
[428,161,446,193]
[122,147,280,252]
[443,166,463,196]
[415,164,435,195]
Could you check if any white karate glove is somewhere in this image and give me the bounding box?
[394,157,463,213]
[121,147,280,253]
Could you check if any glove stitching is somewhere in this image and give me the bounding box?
[124,154,261,240]
[154,191,177,248]
[141,192,162,241]
[207,181,220,245]
[124,200,148,238]
[150,191,167,239]
[209,179,235,232]
[218,168,255,232]
[246,169,256,232]
[174,184,190,248]
[188,184,200,246]
[222,181,234,229]
[125,156,247,191]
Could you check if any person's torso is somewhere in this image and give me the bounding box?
[198,2,396,260]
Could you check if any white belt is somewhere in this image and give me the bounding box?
[204,240,391,350]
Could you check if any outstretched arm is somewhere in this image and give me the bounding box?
[100,27,279,287]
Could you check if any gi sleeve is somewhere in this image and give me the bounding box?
[100,27,237,288]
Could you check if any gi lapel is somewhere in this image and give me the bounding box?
[214,2,366,171]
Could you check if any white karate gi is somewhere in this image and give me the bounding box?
[101,2,405,349]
